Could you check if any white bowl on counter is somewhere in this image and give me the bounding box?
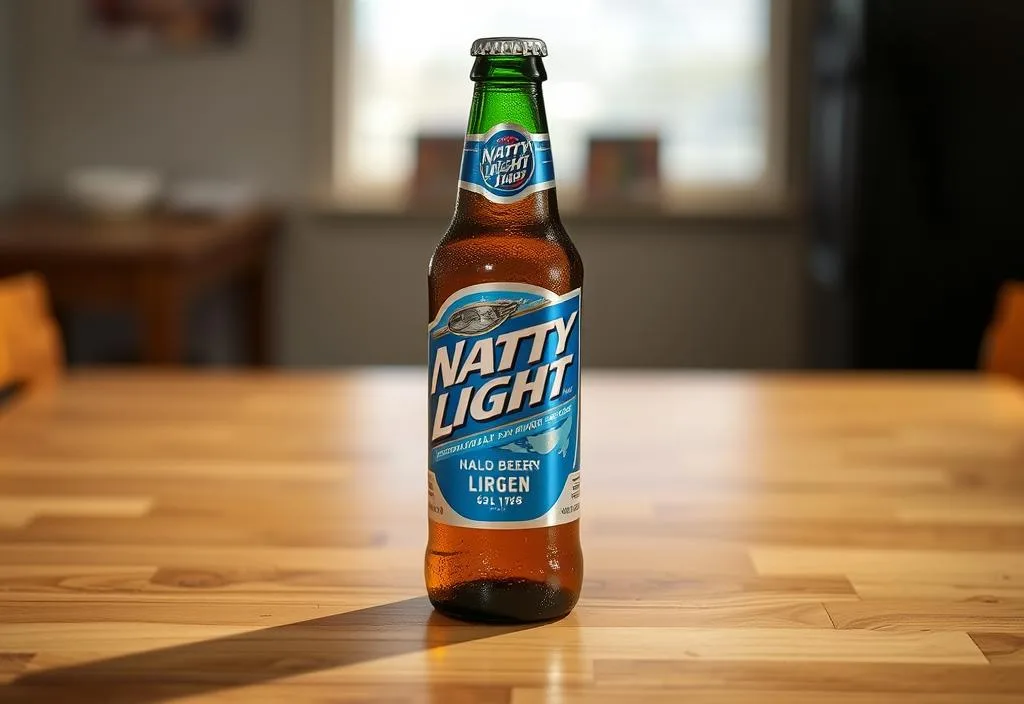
[65,167,164,218]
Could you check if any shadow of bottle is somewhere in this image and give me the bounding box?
[3,596,547,704]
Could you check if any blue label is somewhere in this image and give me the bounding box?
[428,283,581,528]
[459,123,556,204]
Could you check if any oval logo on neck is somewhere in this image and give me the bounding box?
[478,127,536,195]
[459,123,555,204]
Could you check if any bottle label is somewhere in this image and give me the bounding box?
[459,123,556,204]
[428,283,581,529]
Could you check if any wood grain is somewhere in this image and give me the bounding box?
[0,370,1022,702]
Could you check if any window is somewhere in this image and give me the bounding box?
[334,0,786,210]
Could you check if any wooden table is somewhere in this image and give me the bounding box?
[1,370,1023,703]
[0,207,281,365]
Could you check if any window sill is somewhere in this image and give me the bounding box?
[304,190,803,230]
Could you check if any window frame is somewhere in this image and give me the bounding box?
[311,0,797,217]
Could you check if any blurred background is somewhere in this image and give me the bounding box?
[0,0,1022,371]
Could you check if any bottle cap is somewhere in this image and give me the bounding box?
[471,37,548,57]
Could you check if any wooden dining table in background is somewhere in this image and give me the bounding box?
[1,370,1023,702]
[0,206,281,366]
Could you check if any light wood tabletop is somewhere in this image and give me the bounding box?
[1,370,1023,703]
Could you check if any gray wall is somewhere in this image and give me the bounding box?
[16,0,310,199]
[12,0,808,369]
[0,0,16,202]
[280,215,805,369]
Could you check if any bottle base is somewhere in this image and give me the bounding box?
[428,578,577,623]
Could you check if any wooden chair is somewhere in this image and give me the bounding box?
[983,281,1024,382]
[0,273,63,391]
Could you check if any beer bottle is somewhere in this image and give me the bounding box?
[426,37,584,622]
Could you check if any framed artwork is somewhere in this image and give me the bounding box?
[410,134,464,207]
[585,135,661,209]
[84,0,248,53]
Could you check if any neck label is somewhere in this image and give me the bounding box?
[459,123,556,204]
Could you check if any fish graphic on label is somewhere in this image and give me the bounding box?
[499,417,574,458]
[433,297,555,339]
[447,300,519,336]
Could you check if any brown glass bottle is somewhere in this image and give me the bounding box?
[426,38,583,623]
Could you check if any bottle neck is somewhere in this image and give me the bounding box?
[452,56,561,229]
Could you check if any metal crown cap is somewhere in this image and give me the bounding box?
[471,37,547,57]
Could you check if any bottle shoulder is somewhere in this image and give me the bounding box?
[434,223,580,267]
[438,220,576,250]
[429,224,582,305]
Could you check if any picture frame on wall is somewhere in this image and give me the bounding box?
[83,0,248,54]
[585,135,662,210]
[410,134,464,208]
